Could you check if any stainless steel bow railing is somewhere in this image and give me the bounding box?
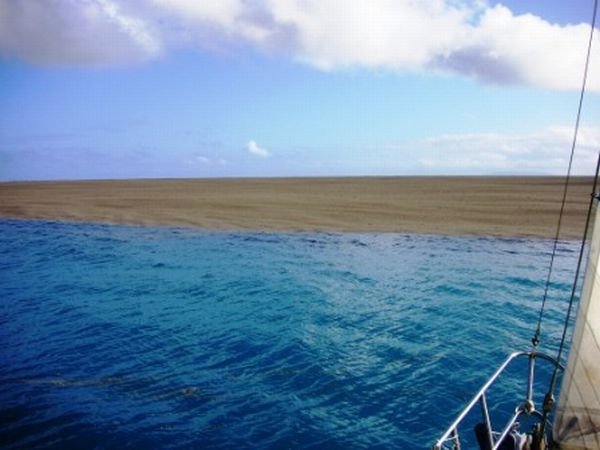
[432,351,563,450]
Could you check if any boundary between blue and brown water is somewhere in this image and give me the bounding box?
[0,176,594,240]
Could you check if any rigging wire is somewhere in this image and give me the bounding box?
[531,0,599,349]
[539,154,600,436]
[536,0,599,438]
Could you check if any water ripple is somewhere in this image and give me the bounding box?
[0,219,579,449]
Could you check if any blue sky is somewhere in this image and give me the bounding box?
[1,0,599,181]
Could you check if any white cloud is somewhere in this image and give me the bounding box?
[185,155,229,166]
[247,140,271,157]
[151,0,243,30]
[413,126,600,174]
[0,0,161,67]
[0,0,598,91]
[435,5,600,91]
[148,0,600,91]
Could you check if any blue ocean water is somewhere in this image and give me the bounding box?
[0,220,581,449]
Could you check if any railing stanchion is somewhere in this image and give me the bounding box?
[480,393,494,449]
[451,428,461,450]
[527,353,536,408]
[432,351,564,449]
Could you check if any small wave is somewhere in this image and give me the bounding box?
[0,221,579,449]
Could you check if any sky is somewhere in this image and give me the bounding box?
[1,0,600,181]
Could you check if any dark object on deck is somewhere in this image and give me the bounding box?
[475,423,529,450]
